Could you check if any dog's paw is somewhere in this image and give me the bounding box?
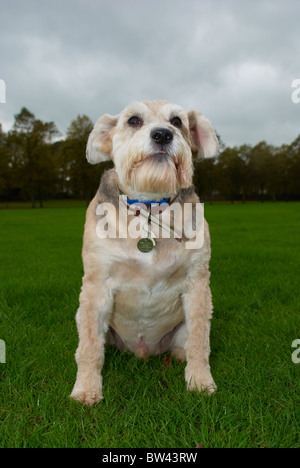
[185,369,217,395]
[70,388,103,406]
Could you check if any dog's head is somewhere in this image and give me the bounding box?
[87,100,218,197]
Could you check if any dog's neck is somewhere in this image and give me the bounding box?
[98,169,196,207]
[118,181,178,205]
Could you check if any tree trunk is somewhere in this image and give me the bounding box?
[242,186,246,203]
[31,192,35,208]
[38,186,43,208]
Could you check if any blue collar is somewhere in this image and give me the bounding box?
[119,186,171,206]
[126,197,170,206]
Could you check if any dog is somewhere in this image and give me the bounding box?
[70,100,218,406]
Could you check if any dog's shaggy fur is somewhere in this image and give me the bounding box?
[70,100,218,406]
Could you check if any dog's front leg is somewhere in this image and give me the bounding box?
[183,270,217,395]
[70,272,113,406]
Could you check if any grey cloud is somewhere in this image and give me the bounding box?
[0,0,299,146]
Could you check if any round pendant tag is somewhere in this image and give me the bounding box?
[137,237,154,253]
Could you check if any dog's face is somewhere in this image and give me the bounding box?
[87,100,218,197]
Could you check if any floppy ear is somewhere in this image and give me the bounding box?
[188,110,219,159]
[86,114,119,164]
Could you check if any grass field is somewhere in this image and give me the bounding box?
[0,201,299,448]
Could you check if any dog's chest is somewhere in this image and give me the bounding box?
[106,238,189,290]
[107,242,188,351]
[99,235,197,354]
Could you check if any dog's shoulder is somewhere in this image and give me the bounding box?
[83,169,118,241]
[177,185,199,204]
[97,169,119,206]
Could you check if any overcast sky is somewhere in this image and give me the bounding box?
[0,0,299,147]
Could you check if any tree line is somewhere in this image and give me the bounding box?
[0,107,299,207]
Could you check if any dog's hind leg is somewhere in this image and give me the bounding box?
[170,322,187,362]
[70,271,113,406]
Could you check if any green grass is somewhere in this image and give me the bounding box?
[0,199,87,209]
[0,202,299,448]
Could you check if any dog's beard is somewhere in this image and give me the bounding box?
[119,151,193,196]
[129,155,179,195]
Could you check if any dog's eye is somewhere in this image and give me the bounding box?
[170,116,183,128]
[128,116,143,127]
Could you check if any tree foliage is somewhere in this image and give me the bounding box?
[5,107,59,207]
[0,107,299,205]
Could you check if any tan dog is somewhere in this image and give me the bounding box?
[70,100,218,406]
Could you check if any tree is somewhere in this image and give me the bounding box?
[194,157,218,203]
[1,110,299,204]
[61,115,112,201]
[215,147,246,203]
[235,145,253,202]
[286,135,300,200]
[247,141,273,202]
[0,125,11,204]
[8,107,59,207]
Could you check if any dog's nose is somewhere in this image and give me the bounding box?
[151,128,173,146]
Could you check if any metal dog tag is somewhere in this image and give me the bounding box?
[137,237,154,253]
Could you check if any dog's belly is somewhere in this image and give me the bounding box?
[109,282,185,358]
[109,320,184,358]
